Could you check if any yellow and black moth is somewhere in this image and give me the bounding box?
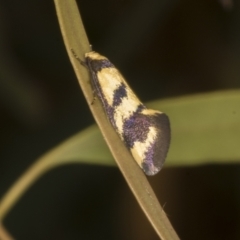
[85,51,170,176]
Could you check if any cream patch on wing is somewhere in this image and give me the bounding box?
[114,88,141,135]
[85,51,106,61]
[130,126,157,167]
[141,109,163,116]
[97,68,126,105]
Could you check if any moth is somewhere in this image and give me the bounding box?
[84,51,170,176]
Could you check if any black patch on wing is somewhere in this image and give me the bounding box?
[122,105,148,148]
[142,113,171,175]
[123,109,170,175]
[85,57,116,128]
[86,58,114,72]
[112,83,127,107]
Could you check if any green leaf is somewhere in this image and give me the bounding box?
[149,89,240,166]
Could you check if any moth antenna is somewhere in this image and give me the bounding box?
[71,49,87,67]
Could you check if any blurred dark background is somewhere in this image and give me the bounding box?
[1,0,240,239]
